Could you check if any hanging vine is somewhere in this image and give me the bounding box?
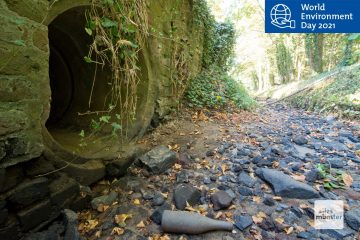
[83,0,149,135]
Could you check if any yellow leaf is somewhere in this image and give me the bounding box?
[284,226,294,234]
[215,211,223,219]
[275,217,284,224]
[95,230,102,238]
[252,215,263,224]
[291,174,306,182]
[258,212,267,218]
[111,227,124,235]
[161,192,169,199]
[87,219,99,230]
[115,213,132,227]
[253,196,261,203]
[300,203,309,209]
[307,219,314,227]
[136,221,146,228]
[342,173,353,187]
[133,199,141,205]
[273,196,282,201]
[174,163,182,170]
[97,204,109,213]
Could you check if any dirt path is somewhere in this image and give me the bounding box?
[73,104,360,240]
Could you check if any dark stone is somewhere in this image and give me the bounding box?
[176,170,189,183]
[106,159,133,178]
[284,211,298,224]
[210,191,233,210]
[328,158,344,168]
[255,168,320,199]
[138,146,176,174]
[238,172,256,187]
[320,228,355,238]
[293,136,308,145]
[263,196,276,206]
[152,194,165,207]
[206,150,215,157]
[234,214,253,230]
[238,186,253,196]
[0,165,24,193]
[305,169,319,182]
[173,184,201,210]
[259,217,276,231]
[91,191,118,210]
[210,176,217,182]
[345,207,360,230]
[24,157,55,177]
[63,209,80,240]
[70,194,91,212]
[49,175,79,208]
[8,177,49,208]
[290,206,303,218]
[150,203,171,225]
[297,232,312,239]
[322,142,348,152]
[0,217,20,240]
[0,207,8,225]
[17,200,52,231]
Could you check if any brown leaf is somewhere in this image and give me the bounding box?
[136,221,146,228]
[115,214,132,227]
[275,217,284,224]
[284,226,294,234]
[111,227,124,235]
[97,204,109,213]
[174,163,182,170]
[253,196,261,203]
[291,174,306,182]
[342,173,353,187]
[252,215,263,224]
[273,196,282,201]
[133,199,141,205]
[95,230,102,238]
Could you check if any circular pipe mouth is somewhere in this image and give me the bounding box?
[45,6,153,158]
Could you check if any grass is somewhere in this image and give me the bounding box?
[288,66,360,119]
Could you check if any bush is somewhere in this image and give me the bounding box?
[186,69,255,110]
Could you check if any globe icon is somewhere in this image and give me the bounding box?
[270,4,292,24]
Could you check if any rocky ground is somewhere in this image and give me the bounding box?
[25,104,360,240]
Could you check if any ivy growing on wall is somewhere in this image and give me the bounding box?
[276,40,293,84]
[186,0,255,110]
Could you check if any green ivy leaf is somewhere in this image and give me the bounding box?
[13,40,26,46]
[85,27,93,36]
[99,115,111,123]
[111,122,122,131]
[84,56,92,63]
[101,17,118,28]
[79,130,85,138]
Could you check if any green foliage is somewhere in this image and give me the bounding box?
[316,164,346,190]
[305,34,324,73]
[276,40,293,83]
[185,68,255,110]
[186,0,254,110]
[289,67,360,119]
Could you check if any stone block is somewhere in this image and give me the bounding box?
[49,175,79,207]
[0,165,24,193]
[8,177,49,208]
[17,200,52,231]
[25,156,55,178]
[0,215,20,240]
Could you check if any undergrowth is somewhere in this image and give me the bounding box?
[185,0,255,110]
[289,67,360,119]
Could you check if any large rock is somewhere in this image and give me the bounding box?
[8,177,49,208]
[138,146,176,174]
[345,208,360,230]
[17,200,52,231]
[210,191,233,210]
[91,191,118,210]
[63,209,80,240]
[49,175,79,208]
[173,184,201,210]
[255,168,320,199]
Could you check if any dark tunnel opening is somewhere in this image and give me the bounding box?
[45,6,153,156]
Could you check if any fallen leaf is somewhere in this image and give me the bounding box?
[252,215,263,224]
[111,227,124,235]
[307,219,314,227]
[284,226,294,234]
[136,221,146,228]
[215,211,223,219]
[342,173,353,187]
[95,230,102,238]
[300,203,309,209]
[97,204,109,213]
[174,163,182,170]
[115,213,132,227]
[161,192,169,199]
[275,217,284,224]
[253,196,261,203]
[133,199,141,205]
[273,196,282,201]
[291,174,306,182]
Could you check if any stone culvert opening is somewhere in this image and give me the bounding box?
[44,5,155,160]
